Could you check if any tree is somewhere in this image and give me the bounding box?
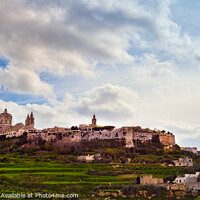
[71,126,78,130]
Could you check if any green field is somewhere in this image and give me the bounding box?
[0,153,192,200]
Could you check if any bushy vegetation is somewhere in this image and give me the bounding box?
[93,126,115,131]
[0,133,27,153]
[122,184,167,197]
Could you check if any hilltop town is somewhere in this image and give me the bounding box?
[1,108,200,199]
[0,108,199,162]
[0,109,175,148]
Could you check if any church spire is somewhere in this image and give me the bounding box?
[92,114,96,127]
[25,112,34,129]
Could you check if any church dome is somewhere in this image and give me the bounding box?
[0,109,12,117]
[0,108,12,126]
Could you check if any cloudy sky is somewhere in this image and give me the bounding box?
[1,0,200,148]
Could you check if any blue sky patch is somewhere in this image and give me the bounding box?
[0,57,9,69]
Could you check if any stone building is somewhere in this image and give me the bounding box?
[181,147,198,155]
[0,109,12,127]
[140,175,163,185]
[12,123,25,131]
[77,154,95,162]
[173,157,193,167]
[25,112,35,129]
[77,153,101,162]
[172,172,200,192]
[175,172,200,184]
[133,132,152,142]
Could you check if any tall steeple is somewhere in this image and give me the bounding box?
[92,114,96,127]
[30,112,34,123]
[25,112,34,129]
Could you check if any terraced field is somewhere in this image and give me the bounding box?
[0,155,189,199]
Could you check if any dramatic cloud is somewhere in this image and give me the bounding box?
[0,66,53,96]
[0,0,200,97]
[77,84,138,123]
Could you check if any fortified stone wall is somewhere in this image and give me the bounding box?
[133,132,152,142]
[81,129,126,140]
[158,134,175,146]
[81,128,134,148]
[27,130,82,144]
[25,124,176,149]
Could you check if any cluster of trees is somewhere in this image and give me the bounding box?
[0,133,27,153]
[92,126,115,131]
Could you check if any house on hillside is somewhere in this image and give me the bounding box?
[78,154,95,162]
[140,175,163,185]
[173,157,193,167]
[181,147,198,155]
[77,153,101,162]
[172,172,200,191]
[175,172,200,184]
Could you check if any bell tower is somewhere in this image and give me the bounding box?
[92,114,96,127]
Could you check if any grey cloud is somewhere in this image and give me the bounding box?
[76,84,138,122]
[0,0,199,97]
[0,66,53,96]
[162,121,200,149]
